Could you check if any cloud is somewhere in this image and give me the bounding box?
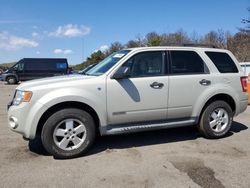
[94,44,109,53]
[63,49,73,54]
[36,51,41,54]
[53,48,73,55]
[49,24,91,38]
[0,32,38,50]
[32,25,38,29]
[99,45,109,52]
[54,49,63,54]
[31,32,39,38]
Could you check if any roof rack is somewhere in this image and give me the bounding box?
[162,43,218,48]
[182,43,218,48]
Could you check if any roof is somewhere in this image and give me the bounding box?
[126,46,228,53]
[239,62,250,65]
[19,58,68,63]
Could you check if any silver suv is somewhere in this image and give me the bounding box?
[7,46,248,158]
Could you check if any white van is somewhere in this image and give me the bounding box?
[240,62,250,76]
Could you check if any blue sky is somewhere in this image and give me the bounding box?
[0,0,249,65]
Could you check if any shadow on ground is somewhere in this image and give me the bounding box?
[28,121,248,158]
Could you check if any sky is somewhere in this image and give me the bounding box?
[0,0,249,65]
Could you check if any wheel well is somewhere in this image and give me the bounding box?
[36,101,100,137]
[201,94,236,117]
[6,75,18,82]
[6,75,17,80]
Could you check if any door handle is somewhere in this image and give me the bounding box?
[199,79,211,86]
[150,82,164,89]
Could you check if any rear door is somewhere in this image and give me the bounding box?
[107,51,169,125]
[167,50,211,119]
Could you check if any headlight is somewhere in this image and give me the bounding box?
[13,90,33,105]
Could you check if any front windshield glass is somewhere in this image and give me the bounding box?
[86,50,131,76]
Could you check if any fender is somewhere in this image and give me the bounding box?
[192,83,239,118]
[2,73,19,82]
[38,88,107,125]
[26,87,107,139]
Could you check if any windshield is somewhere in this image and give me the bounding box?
[79,63,97,74]
[86,50,131,76]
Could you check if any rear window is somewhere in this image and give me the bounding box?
[205,52,238,73]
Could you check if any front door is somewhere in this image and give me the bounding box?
[107,51,169,125]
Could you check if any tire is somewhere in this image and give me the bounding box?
[198,100,233,139]
[6,76,17,84]
[41,108,96,159]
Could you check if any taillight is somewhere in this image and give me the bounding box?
[240,76,248,92]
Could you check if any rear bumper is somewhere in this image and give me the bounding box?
[235,99,248,116]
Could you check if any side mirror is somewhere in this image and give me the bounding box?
[112,67,130,79]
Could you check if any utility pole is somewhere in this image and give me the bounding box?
[82,37,84,63]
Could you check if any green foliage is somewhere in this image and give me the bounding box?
[0,62,15,70]
[145,32,161,46]
[72,50,106,71]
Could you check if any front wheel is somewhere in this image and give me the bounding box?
[6,76,17,84]
[41,108,96,159]
[199,100,233,139]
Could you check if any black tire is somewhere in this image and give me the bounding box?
[199,100,233,139]
[41,108,96,159]
[6,76,17,84]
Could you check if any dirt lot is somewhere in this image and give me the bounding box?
[0,81,250,188]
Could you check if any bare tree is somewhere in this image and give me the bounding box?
[145,32,161,46]
[160,30,191,45]
[106,42,124,55]
[239,8,250,34]
[227,32,250,62]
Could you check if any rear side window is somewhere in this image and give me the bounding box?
[56,63,67,69]
[205,52,238,73]
[170,51,206,74]
[25,61,67,71]
[25,61,55,70]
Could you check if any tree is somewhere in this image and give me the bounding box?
[227,32,250,62]
[73,50,106,70]
[160,30,191,45]
[145,32,161,46]
[126,40,139,48]
[200,29,229,48]
[106,42,124,55]
[239,8,250,34]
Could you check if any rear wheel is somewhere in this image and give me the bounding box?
[6,76,17,84]
[41,108,96,159]
[199,100,233,138]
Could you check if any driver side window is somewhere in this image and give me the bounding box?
[12,63,24,72]
[122,51,164,78]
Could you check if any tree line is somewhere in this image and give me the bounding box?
[74,8,250,70]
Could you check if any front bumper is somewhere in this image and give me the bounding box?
[7,101,48,139]
[1,74,6,81]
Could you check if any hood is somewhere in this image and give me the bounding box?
[17,74,96,91]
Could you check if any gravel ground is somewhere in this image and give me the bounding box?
[0,81,250,188]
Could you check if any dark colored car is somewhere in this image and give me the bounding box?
[1,58,68,84]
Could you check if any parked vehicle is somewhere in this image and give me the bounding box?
[78,63,97,74]
[7,46,248,158]
[0,68,3,80]
[1,58,68,84]
[240,62,250,104]
[240,62,250,76]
